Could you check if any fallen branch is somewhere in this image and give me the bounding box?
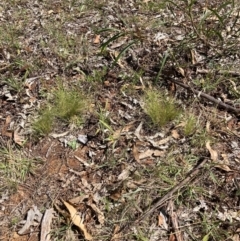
[117,158,209,237]
[168,78,240,115]
[135,158,208,223]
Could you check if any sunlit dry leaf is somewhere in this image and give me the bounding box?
[215,163,232,172]
[190,49,196,64]
[87,201,105,225]
[69,195,89,205]
[18,206,43,235]
[6,115,11,125]
[40,208,55,241]
[178,67,185,77]
[206,141,218,162]
[93,35,100,44]
[133,145,140,163]
[216,154,232,171]
[171,130,180,139]
[231,234,239,241]
[50,131,69,138]
[48,10,54,14]
[118,169,130,180]
[134,121,144,141]
[13,129,25,146]
[63,201,92,241]
[206,121,211,133]
[158,211,168,229]
[111,225,121,241]
[169,233,176,241]
[138,149,165,160]
[157,137,170,145]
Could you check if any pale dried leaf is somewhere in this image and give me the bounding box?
[93,35,100,44]
[40,208,54,241]
[158,211,168,229]
[133,145,140,163]
[50,131,69,138]
[139,149,165,159]
[118,169,130,180]
[134,121,144,141]
[87,201,105,225]
[18,206,43,235]
[69,195,89,205]
[13,129,25,146]
[111,225,121,241]
[178,67,185,77]
[171,130,180,139]
[63,201,92,241]
[206,141,218,162]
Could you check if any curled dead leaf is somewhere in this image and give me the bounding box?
[93,35,100,44]
[63,201,92,240]
[206,141,218,162]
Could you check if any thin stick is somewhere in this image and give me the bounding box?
[168,78,240,115]
[135,158,208,223]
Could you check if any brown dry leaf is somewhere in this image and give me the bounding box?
[190,49,196,64]
[6,115,11,125]
[111,225,121,241]
[215,153,232,171]
[69,195,89,205]
[13,129,25,146]
[169,233,176,241]
[178,67,185,77]
[158,211,168,229]
[112,122,135,140]
[133,145,140,163]
[93,35,100,44]
[171,130,180,139]
[206,141,218,162]
[63,201,92,241]
[110,190,122,201]
[206,121,211,133]
[231,234,239,241]
[157,137,171,145]
[139,149,164,159]
[87,200,104,225]
[1,116,12,138]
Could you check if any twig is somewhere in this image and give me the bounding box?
[168,200,183,241]
[197,68,240,77]
[168,78,240,115]
[135,158,208,223]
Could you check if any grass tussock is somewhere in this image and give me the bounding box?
[33,86,89,136]
[0,146,35,193]
[143,89,181,127]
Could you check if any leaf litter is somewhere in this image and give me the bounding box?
[0,0,240,241]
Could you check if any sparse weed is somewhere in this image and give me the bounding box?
[2,78,24,93]
[85,67,108,82]
[0,146,34,191]
[143,89,181,128]
[33,109,54,136]
[191,130,212,148]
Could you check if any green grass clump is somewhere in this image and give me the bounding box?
[183,114,197,136]
[33,109,54,136]
[0,147,35,193]
[33,86,89,136]
[143,89,181,127]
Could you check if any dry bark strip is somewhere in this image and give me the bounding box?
[168,78,240,115]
